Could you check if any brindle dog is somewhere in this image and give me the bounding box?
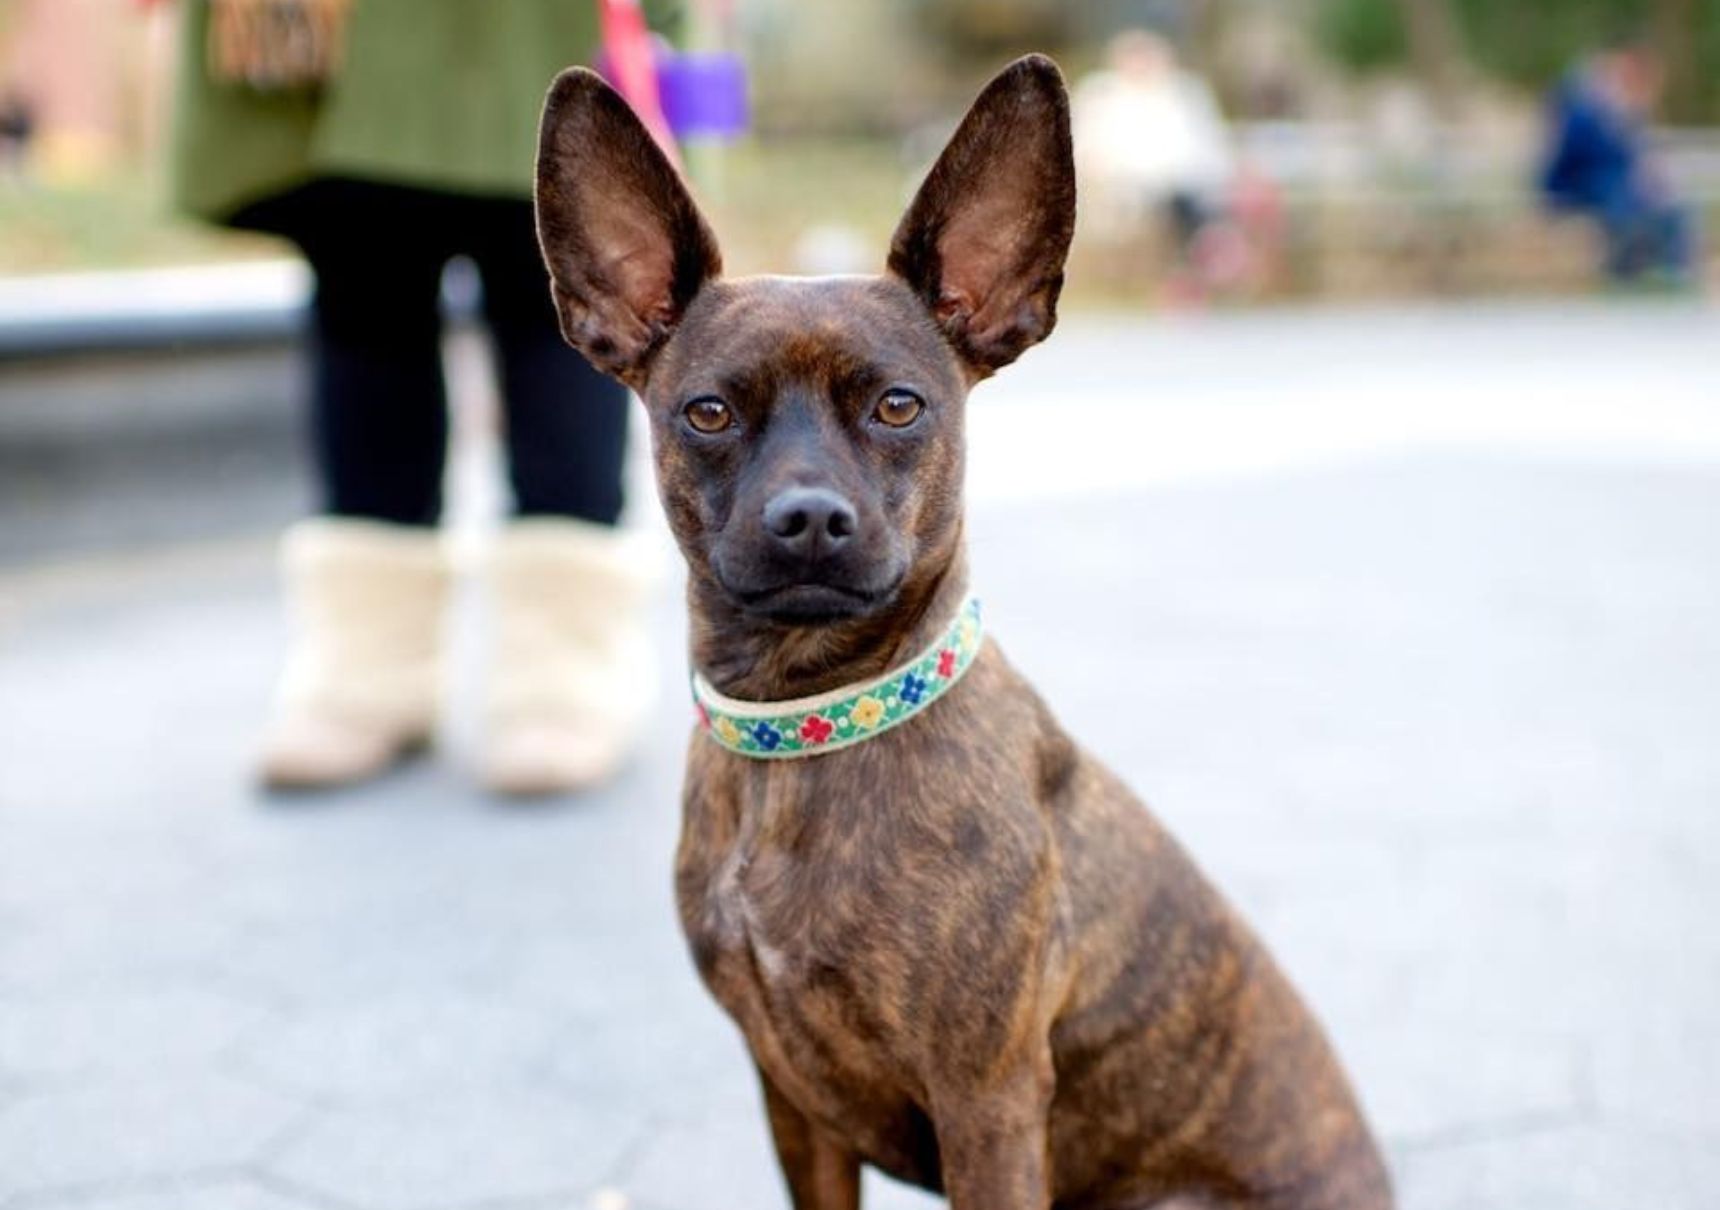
[535,54,1392,1210]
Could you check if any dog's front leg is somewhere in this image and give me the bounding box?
[759,1068,861,1210]
[930,1061,1054,1210]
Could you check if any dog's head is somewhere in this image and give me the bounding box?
[536,55,1074,626]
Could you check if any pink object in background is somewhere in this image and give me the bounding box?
[598,0,680,168]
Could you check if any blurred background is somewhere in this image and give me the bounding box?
[6,0,1720,288]
[1,2,1717,1209]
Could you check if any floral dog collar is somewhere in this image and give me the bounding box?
[691,597,983,759]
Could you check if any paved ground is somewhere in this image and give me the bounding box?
[2,302,1718,1209]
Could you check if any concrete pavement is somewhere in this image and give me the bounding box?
[2,302,1718,1209]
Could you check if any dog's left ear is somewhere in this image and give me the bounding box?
[888,54,1076,378]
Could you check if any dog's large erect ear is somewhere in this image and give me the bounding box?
[535,68,721,388]
[887,54,1076,378]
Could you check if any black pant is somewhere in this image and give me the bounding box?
[239,179,629,527]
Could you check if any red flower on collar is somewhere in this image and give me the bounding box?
[799,714,835,745]
[936,649,957,678]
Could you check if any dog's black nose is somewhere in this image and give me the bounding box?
[763,487,857,557]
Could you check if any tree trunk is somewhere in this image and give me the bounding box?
[1654,0,1700,124]
[1186,0,1233,109]
[1394,0,1465,121]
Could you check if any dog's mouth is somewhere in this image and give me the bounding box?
[709,529,909,626]
[725,576,903,625]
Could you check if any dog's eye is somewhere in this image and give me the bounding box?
[874,390,925,429]
[684,397,734,434]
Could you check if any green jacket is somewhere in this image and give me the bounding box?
[171,0,662,223]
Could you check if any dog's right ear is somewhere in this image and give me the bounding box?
[535,68,721,389]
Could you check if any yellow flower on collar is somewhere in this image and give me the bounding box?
[958,616,979,653]
[713,716,743,746]
[850,695,886,729]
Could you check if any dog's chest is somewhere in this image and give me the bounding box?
[699,841,795,986]
[692,826,899,1064]
[681,779,941,1183]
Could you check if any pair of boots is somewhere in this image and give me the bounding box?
[258,517,656,796]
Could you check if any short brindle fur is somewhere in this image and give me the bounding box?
[536,55,1393,1210]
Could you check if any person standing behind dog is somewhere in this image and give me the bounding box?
[165,0,678,795]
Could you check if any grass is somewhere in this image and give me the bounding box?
[695,137,912,275]
[4,140,1688,302]
[0,139,916,280]
[0,171,280,276]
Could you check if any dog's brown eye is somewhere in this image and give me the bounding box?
[684,398,734,434]
[874,390,924,429]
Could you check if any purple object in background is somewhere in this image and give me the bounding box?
[660,52,748,138]
[597,51,749,139]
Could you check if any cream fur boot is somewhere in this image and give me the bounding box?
[482,518,659,796]
[257,519,450,789]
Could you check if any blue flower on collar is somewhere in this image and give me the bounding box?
[750,721,783,751]
[899,672,929,706]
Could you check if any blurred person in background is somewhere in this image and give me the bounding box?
[167,0,672,796]
[0,89,31,180]
[1073,28,1257,304]
[1539,32,1699,288]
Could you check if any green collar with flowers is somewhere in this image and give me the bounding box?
[691,597,983,759]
